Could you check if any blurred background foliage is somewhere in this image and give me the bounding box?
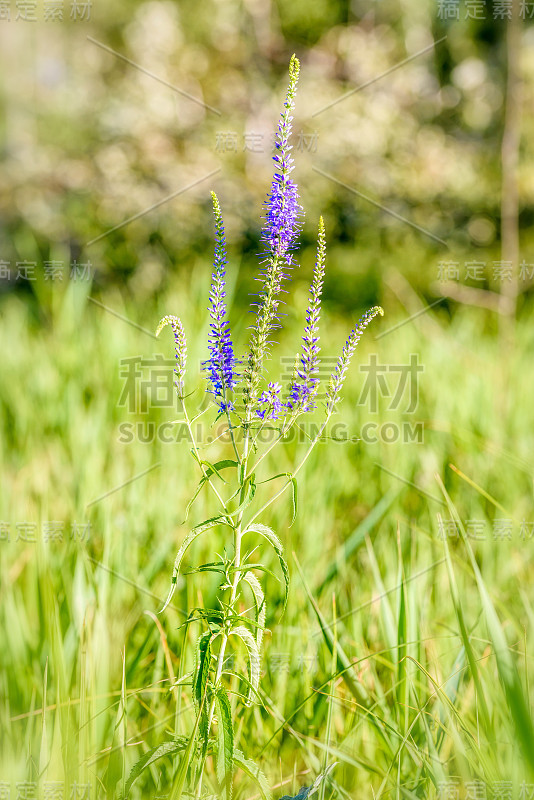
[1,0,533,310]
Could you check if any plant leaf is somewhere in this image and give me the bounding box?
[193,632,212,711]
[242,570,266,653]
[229,625,261,705]
[193,631,212,756]
[122,737,189,798]
[201,459,238,482]
[215,687,234,800]
[257,472,298,524]
[184,460,239,519]
[318,488,398,590]
[168,704,205,800]
[233,748,272,800]
[183,480,205,522]
[159,516,229,613]
[244,524,290,613]
[227,477,257,517]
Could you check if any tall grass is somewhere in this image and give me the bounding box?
[1,272,533,797]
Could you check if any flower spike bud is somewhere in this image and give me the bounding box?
[202,192,239,413]
[286,216,326,415]
[156,314,187,397]
[325,306,384,414]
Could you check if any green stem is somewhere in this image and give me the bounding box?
[181,397,231,517]
[246,413,332,527]
[244,409,311,483]
[249,414,275,454]
[221,381,241,466]
[245,428,284,481]
[194,425,252,795]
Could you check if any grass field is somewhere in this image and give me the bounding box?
[1,261,534,799]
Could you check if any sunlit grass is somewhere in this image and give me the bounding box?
[1,272,533,798]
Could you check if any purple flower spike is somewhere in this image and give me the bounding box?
[202,192,239,413]
[256,382,284,421]
[261,54,302,266]
[243,55,302,415]
[286,217,326,415]
[263,175,301,265]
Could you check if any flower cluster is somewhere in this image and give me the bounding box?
[202,192,239,413]
[256,382,284,421]
[158,55,384,432]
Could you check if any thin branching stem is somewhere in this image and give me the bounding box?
[194,427,252,794]
[181,396,231,518]
[246,414,332,527]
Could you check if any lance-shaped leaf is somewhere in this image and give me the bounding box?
[159,516,230,613]
[233,748,272,800]
[215,687,234,800]
[184,460,238,521]
[242,570,266,653]
[256,472,298,525]
[193,632,212,711]
[193,631,213,758]
[243,523,289,612]
[229,625,261,706]
[226,475,257,517]
[122,737,189,798]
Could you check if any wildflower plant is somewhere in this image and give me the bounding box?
[125,55,383,800]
